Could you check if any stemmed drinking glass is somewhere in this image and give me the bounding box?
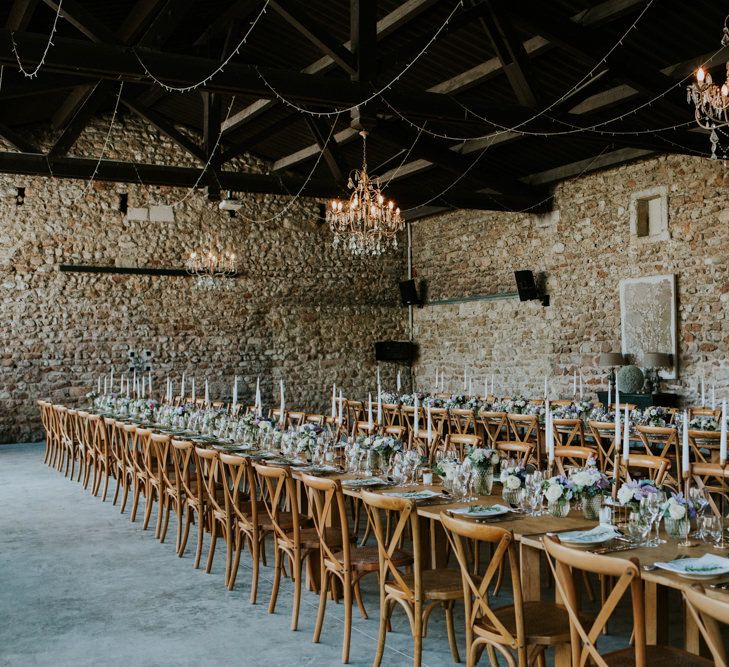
[689,487,709,539]
[640,492,666,546]
[627,512,652,546]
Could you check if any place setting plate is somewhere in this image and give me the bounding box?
[449,504,512,519]
[341,477,389,488]
[554,525,622,548]
[655,554,729,581]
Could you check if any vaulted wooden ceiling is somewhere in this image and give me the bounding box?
[0,0,723,219]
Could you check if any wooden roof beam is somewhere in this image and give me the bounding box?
[41,0,118,43]
[6,0,39,31]
[304,116,347,184]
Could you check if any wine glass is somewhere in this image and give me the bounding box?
[703,515,722,544]
[627,512,651,546]
[641,492,665,546]
[689,487,709,539]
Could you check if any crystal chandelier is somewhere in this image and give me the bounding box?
[687,14,729,158]
[185,211,237,290]
[326,131,404,256]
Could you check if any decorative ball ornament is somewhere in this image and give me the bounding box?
[617,365,645,394]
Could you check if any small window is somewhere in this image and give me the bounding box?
[630,187,669,242]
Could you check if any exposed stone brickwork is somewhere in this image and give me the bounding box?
[411,154,729,404]
[0,116,409,443]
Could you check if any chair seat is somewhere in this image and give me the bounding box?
[385,567,462,600]
[331,545,411,573]
[476,601,573,645]
[602,645,713,666]
[300,526,347,550]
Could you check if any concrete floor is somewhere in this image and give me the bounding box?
[1,443,671,667]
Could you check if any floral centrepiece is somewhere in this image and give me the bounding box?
[542,475,574,517]
[500,463,527,505]
[616,480,660,510]
[689,416,719,432]
[467,447,500,495]
[569,464,610,519]
[633,406,671,428]
[661,492,697,540]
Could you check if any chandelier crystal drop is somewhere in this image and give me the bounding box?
[186,213,237,290]
[687,14,729,158]
[326,131,404,256]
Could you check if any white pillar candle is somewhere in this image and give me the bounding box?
[132,369,137,395]
[614,386,620,453]
[331,384,337,419]
[711,384,716,411]
[463,366,467,391]
[181,372,186,400]
[204,378,210,404]
[483,378,488,398]
[491,373,494,395]
[191,377,196,402]
[397,370,401,393]
[441,371,446,391]
[140,377,145,399]
[701,373,706,407]
[546,400,554,464]
[125,376,130,398]
[110,368,114,389]
[427,401,433,443]
[119,375,123,394]
[544,376,548,399]
[414,393,419,436]
[377,389,382,424]
[338,389,344,425]
[622,405,630,462]
[607,382,611,409]
[468,377,473,396]
[232,376,238,407]
[435,368,439,391]
[377,365,381,389]
[682,410,690,475]
[255,376,261,414]
[573,369,577,397]
[720,399,727,465]
[98,377,102,394]
[103,377,107,395]
[148,372,152,398]
[279,379,285,426]
[579,371,584,400]
[368,393,373,429]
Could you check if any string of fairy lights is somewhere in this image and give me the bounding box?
[5,0,715,220]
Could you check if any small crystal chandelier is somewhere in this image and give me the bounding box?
[326,130,404,256]
[687,14,729,158]
[185,211,237,290]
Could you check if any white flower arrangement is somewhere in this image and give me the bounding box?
[541,475,574,504]
[569,466,610,499]
[467,447,500,470]
[500,464,526,489]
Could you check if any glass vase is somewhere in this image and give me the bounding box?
[665,517,690,540]
[502,486,521,507]
[474,468,494,496]
[548,500,571,518]
[582,494,604,521]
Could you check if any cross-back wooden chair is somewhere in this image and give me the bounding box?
[107,418,127,506]
[478,411,508,448]
[286,410,306,429]
[361,491,456,667]
[353,420,378,437]
[270,408,286,428]
[301,474,378,664]
[441,514,572,667]
[74,411,93,489]
[144,432,173,541]
[506,414,541,466]
[443,433,483,461]
[305,413,325,426]
[608,402,637,411]
[253,462,315,631]
[382,403,402,427]
[588,420,619,475]
[635,425,680,488]
[543,535,710,667]
[219,452,262,599]
[195,447,233,580]
[690,462,729,519]
[37,401,53,466]
[688,406,721,420]
[688,428,721,466]
[449,408,477,435]
[552,418,586,449]
[54,405,72,478]
[60,407,80,479]
[171,439,206,567]
[495,441,533,467]
[94,416,116,502]
[683,585,729,666]
[382,424,407,440]
[85,414,106,496]
[346,400,364,431]
[553,446,596,476]
[400,404,421,442]
[620,454,671,488]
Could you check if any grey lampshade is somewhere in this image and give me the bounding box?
[599,352,626,367]
[642,352,672,368]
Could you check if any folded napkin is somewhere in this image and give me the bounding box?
[655,554,729,575]
[451,504,511,517]
[341,477,387,487]
[383,489,441,501]
[556,525,621,544]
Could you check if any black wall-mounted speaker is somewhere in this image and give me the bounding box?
[514,270,540,302]
[375,341,417,363]
[399,279,421,307]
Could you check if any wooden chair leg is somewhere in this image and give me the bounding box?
[112,469,122,505]
[353,577,368,619]
[101,463,110,501]
[159,498,172,543]
[291,554,303,631]
[194,511,205,568]
[444,601,460,663]
[142,484,155,531]
[269,548,282,615]
[205,519,218,573]
[130,479,141,523]
[373,591,389,667]
[250,534,260,604]
[413,600,423,667]
[120,473,131,514]
[154,489,165,539]
[313,569,329,643]
[342,573,353,663]
[228,531,242,591]
[173,503,183,554]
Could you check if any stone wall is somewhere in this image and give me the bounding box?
[410,154,729,404]
[0,115,409,443]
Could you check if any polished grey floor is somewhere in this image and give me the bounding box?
[1,443,679,667]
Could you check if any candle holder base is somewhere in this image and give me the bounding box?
[713,541,729,551]
[678,539,698,548]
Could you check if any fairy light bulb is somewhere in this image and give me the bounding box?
[722,83,728,97]
[697,66,706,83]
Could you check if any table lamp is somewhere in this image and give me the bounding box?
[599,352,626,392]
[642,352,672,394]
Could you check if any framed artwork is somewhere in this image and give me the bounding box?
[619,274,677,379]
